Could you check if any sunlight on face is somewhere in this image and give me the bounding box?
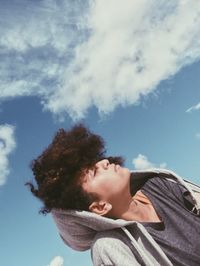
[81,159,131,203]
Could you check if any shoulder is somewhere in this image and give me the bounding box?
[141,176,192,209]
[142,175,186,195]
[91,230,141,266]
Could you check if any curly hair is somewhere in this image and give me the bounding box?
[25,124,124,215]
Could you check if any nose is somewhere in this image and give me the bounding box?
[96,159,109,169]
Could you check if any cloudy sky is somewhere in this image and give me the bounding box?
[1,0,200,265]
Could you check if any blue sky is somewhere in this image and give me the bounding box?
[1,1,200,266]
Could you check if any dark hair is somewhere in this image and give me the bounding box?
[25,124,124,215]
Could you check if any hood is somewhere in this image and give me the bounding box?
[51,208,136,251]
[51,168,200,251]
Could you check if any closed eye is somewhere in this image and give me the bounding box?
[93,166,98,176]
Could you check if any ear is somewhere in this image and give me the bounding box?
[89,200,112,216]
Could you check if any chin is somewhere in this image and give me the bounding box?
[121,167,131,179]
[123,167,130,174]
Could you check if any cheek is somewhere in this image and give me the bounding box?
[101,180,122,198]
[98,182,112,196]
[94,172,129,199]
[94,179,114,199]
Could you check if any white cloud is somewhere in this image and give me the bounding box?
[195,133,200,139]
[0,0,89,101]
[186,102,200,113]
[0,124,16,186]
[1,0,200,119]
[47,256,64,266]
[132,154,167,170]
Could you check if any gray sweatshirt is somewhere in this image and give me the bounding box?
[51,169,200,266]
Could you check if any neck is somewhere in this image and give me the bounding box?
[107,192,133,219]
[110,191,161,223]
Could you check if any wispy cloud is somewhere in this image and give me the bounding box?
[0,0,89,101]
[132,154,167,170]
[1,0,200,119]
[47,256,64,266]
[195,133,200,139]
[0,124,16,185]
[186,102,200,113]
